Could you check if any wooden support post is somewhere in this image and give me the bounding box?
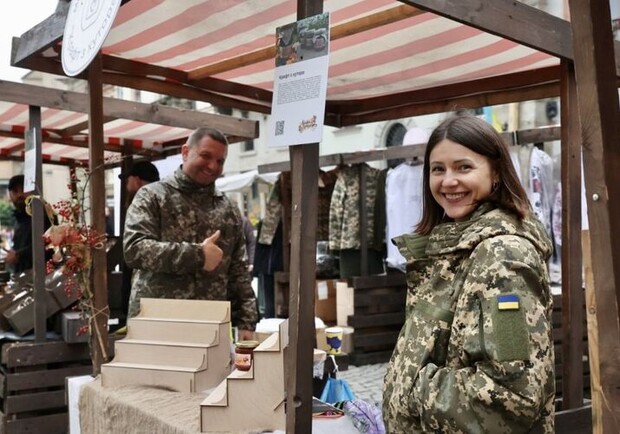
[29,105,46,343]
[559,61,584,409]
[286,143,319,433]
[582,231,602,434]
[568,1,620,431]
[284,3,322,433]
[88,52,109,375]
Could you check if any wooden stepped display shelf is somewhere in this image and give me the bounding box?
[101,298,232,393]
[201,320,288,433]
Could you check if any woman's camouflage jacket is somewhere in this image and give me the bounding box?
[383,204,555,433]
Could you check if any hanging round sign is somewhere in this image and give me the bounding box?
[61,0,122,77]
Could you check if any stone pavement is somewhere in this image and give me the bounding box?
[337,362,388,407]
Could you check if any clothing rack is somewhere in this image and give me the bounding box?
[257,125,561,277]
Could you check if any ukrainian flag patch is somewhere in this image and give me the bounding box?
[497,294,520,310]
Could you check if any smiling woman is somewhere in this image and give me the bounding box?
[428,139,496,222]
[383,113,556,433]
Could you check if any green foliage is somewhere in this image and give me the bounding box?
[0,200,13,228]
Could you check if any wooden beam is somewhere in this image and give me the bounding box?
[285,0,322,424]
[257,126,560,174]
[102,71,271,118]
[559,60,584,410]
[399,0,620,77]
[29,105,46,343]
[59,116,117,137]
[0,80,258,140]
[102,55,273,103]
[188,4,424,79]
[328,66,561,115]
[338,81,560,126]
[399,0,571,58]
[0,129,160,158]
[88,53,109,376]
[568,1,620,432]
[10,0,69,67]
[583,231,603,434]
[10,0,131,68]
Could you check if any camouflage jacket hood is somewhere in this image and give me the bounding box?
[164,166,223,196]
[425,203,553,263]
[384,203,555,434]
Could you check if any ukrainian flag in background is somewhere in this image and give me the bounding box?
[483,106,504,132]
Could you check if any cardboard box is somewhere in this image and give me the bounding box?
[336,281,354,326]
[340,326,354,354]
[315,279,337,324]
[3,288,61,336]
[316,325,328,352]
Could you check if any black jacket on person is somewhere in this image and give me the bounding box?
[11,208,53,274]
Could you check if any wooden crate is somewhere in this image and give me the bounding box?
[0,340,93,434]
[345,273,406,366]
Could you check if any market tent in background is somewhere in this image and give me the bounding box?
[215,169,279,193]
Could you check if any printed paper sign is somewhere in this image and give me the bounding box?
[268,13,330,148]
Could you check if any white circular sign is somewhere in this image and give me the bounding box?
[61,0,122,77]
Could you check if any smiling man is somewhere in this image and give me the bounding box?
[123,127,258,340]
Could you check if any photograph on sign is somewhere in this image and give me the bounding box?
[268,13,330,148]
[61,0,122,77]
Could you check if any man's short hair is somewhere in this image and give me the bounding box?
[118,161,160,182]
[188,127,228,148]
[8,175,24,192]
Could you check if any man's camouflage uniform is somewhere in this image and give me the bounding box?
[124,167,258,330]
[383,203,555,433]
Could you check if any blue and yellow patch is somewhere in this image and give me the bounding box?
[497,294,520,310]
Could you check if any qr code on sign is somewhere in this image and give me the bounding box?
[275,120,285,136]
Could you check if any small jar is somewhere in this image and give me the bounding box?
[234,340,259,371]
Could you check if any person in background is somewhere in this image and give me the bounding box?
[5,175,52,274]
[118,161,160,326]
[242,216,256,273]
[123,127,258,340]
[383,114,555,433]
[119,160,160,201]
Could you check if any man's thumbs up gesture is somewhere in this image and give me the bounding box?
[202,230,223,271]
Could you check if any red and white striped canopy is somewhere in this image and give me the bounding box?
[104,0,557,99]
[1,0,562,163]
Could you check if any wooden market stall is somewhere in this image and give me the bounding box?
[10,0,620,432]
[0,80,257,433]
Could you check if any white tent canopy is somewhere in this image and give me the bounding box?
[215,169,279,193]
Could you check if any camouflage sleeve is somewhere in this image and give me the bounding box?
[328,174,346,251]
[226,208,258,331]
[123,187,203,274]
[413,235,555,433]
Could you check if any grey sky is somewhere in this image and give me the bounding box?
[0,0,58,81]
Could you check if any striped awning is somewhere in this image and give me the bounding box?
[5,0,568,162]
[103,0,558,101]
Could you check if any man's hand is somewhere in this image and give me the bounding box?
[4,250,17,265]
[202,230,223,271]
[238,329,254,341]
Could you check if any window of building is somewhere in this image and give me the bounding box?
[385,123,407,169]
